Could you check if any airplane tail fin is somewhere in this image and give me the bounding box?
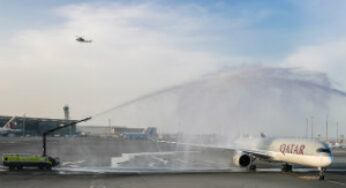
[145,127,157,136]
[4,117,16,129]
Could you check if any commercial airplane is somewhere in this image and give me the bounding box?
[121,127,157,139]
[0,117,22,136]
[159,136,333,180]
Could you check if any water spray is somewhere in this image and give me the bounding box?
[89,67,346,140]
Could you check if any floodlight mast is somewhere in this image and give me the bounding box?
[42,117,92,156]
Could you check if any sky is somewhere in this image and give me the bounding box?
[1,0,346,135]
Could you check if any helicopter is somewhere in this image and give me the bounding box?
[75,36,92,43]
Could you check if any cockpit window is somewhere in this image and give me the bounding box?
[316,148,331,153]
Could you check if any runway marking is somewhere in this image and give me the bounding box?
[111,151,199,167]
[297,175,319,180]
[61,160,86,168]
[328,180,346,186]
[90,184,106,188]
[298,176,346,186]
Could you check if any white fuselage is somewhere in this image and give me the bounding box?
[0,127,11,135]
[0,117,22,136]
[235,137,333,168]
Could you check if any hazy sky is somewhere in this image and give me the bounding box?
[1,0,346,123]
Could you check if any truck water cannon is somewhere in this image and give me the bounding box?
[42,116,91,156]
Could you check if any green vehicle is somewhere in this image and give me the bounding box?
[2,153,59,170]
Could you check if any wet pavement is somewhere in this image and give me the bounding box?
[1,137,346,187]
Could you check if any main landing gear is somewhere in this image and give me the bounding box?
[281,163,293,172]
[249,164,257,171]
[318,167,326,181]
[248,156,256,171]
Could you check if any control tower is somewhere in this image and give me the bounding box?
[63,105,74,135]
[63,105,70,120]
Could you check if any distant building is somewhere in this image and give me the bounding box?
[0,115,78,136]
[112,127,145,136]
[77,126,114,136]
[78,126,144,136]
[77,126,158,138]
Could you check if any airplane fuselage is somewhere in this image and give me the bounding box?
[235,137,333,168]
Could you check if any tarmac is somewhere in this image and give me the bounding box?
[2,171,346,188]
[1,136,346,188]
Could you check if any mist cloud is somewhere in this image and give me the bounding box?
[95,66,346,140]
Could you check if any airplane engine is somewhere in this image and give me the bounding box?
[233,152,253,168]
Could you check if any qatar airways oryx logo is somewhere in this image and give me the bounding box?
[280,144,305,155]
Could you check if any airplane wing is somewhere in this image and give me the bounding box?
[237,148,273,160]
[157,140,274,160]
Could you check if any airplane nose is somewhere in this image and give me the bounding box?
[327,157,332,166]
[322,155,333,167]
[329,153,334,166]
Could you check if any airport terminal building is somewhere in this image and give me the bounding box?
[0,115,78,136]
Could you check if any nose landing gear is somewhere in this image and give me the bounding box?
[281,163,293,172]
[318,167,326,180]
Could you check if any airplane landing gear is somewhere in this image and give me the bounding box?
[248,156,256,171]
[281,163,292,172]
[319,167,326,181]
[249,164,256,171]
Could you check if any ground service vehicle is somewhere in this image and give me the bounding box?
[2,153,59,170]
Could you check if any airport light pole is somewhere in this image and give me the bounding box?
[311,116,314,139]
[326,114,328,142]
[22,114,26,137]
[306,118,309,138]
[337,121,339,143]
[108,119,112,135]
